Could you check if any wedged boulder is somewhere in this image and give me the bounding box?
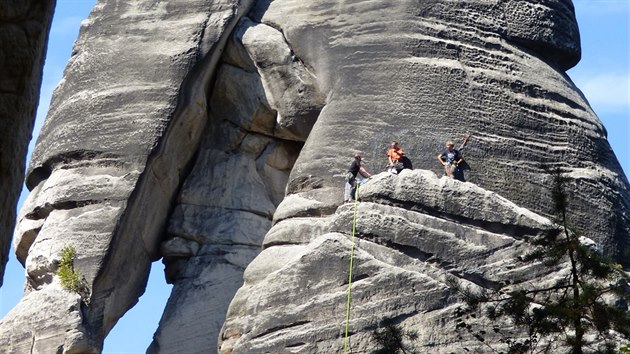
[235,18,326,141]
[150,16,324,350]
[0,0,55,287]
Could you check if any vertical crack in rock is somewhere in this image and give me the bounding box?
[149,15,325,353]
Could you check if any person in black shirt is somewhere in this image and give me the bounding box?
[344,153,372,202]
[438,140,464,178]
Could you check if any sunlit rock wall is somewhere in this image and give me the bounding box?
[149,18,324,352]
[219,0,630,352]
[1,0,629,353]
[0,0,255,352]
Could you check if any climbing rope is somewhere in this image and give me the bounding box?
[343,183,360,354]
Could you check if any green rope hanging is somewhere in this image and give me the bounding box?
[343,183,360,353]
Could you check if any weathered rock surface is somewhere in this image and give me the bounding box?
[219,0,630,352]
[1,0,256,352]
[245,0,629,257]
[3,0,630,353]
[149,17,322,352]
[218,170,622,353]
[0,0,55,287]
[219,170,562,353]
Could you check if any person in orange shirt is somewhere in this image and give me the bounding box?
[387,141,405,174]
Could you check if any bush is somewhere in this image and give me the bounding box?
[56,245,89,299]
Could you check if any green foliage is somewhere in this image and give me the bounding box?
[56,245,88,298]
[453,169,630,353]
[372,318,418,354]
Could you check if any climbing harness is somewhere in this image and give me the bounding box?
[343,184,360,353]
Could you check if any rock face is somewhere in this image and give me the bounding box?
[149,19,323,352]
[2,0,630,353]
[219,0,630,352]
[245,0,628,256]
[1,0,256,352]
[0,0,55,287]
[220,170,561,352]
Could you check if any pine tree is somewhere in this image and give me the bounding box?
[453,169,630,353]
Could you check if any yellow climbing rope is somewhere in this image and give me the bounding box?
[343,184,360,354]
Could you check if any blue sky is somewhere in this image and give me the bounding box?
[568,0,629,173]
[0,1,628,353]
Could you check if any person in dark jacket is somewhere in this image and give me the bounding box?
[452,133,471,181]
[345,153,372,202]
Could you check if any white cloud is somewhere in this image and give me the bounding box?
[572,72,630,112]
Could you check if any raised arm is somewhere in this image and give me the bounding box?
[459,133,471,150]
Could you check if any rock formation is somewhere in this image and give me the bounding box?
[149,18,323,352]
[2,0,256,352]
[0,0,55,287]
[220,170,562,352]
[2,0,629,353]
[219,0,630,352]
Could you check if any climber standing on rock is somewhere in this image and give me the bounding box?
[345,153,372,202]
[438,137,465,179]
[387,140,406,174]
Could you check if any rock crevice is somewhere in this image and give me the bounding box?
[149,14,326,352]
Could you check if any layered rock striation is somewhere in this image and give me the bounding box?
[1,0,256,352]
[242,0,628,256]
[220,170,565,352]
[220,0,630,352]
[149,18,324,352]
[2,0,629,353]
[0,0,55,286]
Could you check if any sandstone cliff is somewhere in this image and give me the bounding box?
[2,1,255,352]
[1,0,629,353]
[219,1,630,350]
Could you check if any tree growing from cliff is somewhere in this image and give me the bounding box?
[56,245,90,300]
[452,169,630,353]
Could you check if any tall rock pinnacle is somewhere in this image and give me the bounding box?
[1,0,628,353]
[1,0,255,352]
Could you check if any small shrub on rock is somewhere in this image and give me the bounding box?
[56,245,89,300]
